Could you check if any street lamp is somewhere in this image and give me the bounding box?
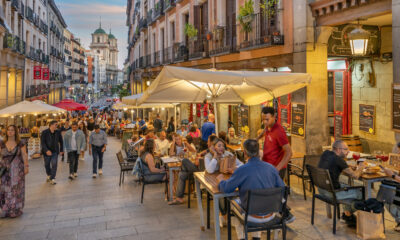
[348,25,370,56]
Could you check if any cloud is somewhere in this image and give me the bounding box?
[59,3,126,16]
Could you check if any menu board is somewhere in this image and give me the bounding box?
[392,84,400,132]
[334,115,343,139]
[359,104,375,134]
[280,108,289,132]
[290,103,306,138]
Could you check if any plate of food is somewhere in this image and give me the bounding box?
[363,166,380,174]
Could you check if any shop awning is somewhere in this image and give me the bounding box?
[132,66,311,106]
[53,99,88,111]
[0,100,66,117]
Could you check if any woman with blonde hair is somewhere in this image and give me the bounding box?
[0,125,29,218]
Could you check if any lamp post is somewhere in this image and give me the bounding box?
[348,25,370,56]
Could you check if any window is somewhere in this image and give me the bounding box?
[171,21,175,43]
[97,37,100,43]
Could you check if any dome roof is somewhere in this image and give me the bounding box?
[109,33,116,39]
[94,28,106,34]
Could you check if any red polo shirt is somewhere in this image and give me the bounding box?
[262,123,289,168]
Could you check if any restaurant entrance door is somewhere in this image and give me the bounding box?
[328,59,352,140]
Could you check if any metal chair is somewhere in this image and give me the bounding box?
[306,164,365,234]
[227,187,289,240]
[288,155,321,200]
[116,151,135,186]
[377,180,398,232]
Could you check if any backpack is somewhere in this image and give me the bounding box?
[132,157,143,180]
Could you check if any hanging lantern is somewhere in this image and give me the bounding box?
[348,26,370,56]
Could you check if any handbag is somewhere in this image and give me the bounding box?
[355,210,385,239]
[0,146,19,178]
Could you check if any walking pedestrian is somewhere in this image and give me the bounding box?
[63,122,86,180]
[41,121,63,185]
[60,121,71,162]
[78,121,88,161]
[200,114,215,151]
[89,125,107,178]
[0,125,29,218]
[153,114,163,134]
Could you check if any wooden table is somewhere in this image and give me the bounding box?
[194,171,238,240]
[160,157,182,201]
[226,144,242,152]
[347,161,389,199]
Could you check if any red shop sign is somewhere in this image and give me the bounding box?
[42,68,49,80]
[34,66,42,80]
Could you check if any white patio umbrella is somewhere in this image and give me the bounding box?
[132,66,312,132]
[0,100,66,117]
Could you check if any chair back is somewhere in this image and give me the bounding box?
[377,182,397,204]
[302,155,321,173]
[116,151,124,165]
[244,187,287,216]
[306,164,335,193]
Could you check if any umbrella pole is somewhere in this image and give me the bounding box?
[174,105,177,132]
[213,100,218,135]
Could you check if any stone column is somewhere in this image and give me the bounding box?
[7,68,16,106]
[0,67,8,108]
[16,69,23,102]
[393,0,400,142]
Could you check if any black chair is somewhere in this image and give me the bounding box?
[306,164,365,234]
[227,187,289,240]
[288,155,321,200]
[116,151,135,186]
[377,180,398,232]
[136,157,168,204]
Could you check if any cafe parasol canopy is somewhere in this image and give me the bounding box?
[53,99,88,111]
[134,66,311,105]
[0,100,66,117]
[127,66,311,132]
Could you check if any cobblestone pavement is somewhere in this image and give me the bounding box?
[0,136,397,239]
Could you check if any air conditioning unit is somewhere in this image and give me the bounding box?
[380,26,392,60]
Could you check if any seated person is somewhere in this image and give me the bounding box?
[155,131,170,156]
[140,139,166,181]
[188,126,200,138]
[318,140,367,227]
[169,134,195,157]
[199,135,217,157]
[381,167,400,232]
[218,139,285,240]
[145,127,157,140]
[126,135,139,160]
[184,135,197,152]
[227,127,240,145]
[205,138,243,174]
[177,125,188,137]
[392,142,400,154]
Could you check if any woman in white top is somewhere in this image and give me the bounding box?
[204,138,243,174]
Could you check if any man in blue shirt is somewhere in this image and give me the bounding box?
[138,118,147,135]
[201,114,215,151]
[218,139,285,240]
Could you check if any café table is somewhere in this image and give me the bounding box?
[194,171,238,240]
[346,160,389,199]
[160,156,181,201]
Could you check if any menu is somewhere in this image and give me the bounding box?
[291,103,306,138]
[393,84,400,132]
[359,104,375,134]
[334,115,343,139]
[280,108,289,132]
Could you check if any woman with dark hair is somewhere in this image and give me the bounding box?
[0,125,29,218]
[141,139,166,182]
[167,117,175,134]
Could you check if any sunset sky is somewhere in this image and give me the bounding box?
[55,0,128,69]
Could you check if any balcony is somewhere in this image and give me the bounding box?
[153,51,161,66]
[188,37,209,60]
[19,2,24,18]
[209,25,237,56]
[26,7,34,22]
[238,13,283,51]
[138,17,148,31]
[152,1,164,21]
[3,33,25,55]
[11,0,19,10]
[163,0,175,13]
[147,10,153,25]
[25,84,50,98]
[162,47,173,65]
[173,43,188,62]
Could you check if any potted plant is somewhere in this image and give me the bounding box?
[238,0,254,41]
[260,0,278,18]
[184,23,198,41]
[206,32,212,41]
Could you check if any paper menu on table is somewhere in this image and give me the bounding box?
[161,156,180,163]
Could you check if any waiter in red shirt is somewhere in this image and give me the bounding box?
[257,106,295,223]
[257,106,292,177]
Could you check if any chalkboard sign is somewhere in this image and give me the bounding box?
[291,103,306,138]
[280,108,289,132]
[392,84,400,132]
[334,115,343,139]
[359,104,375,134]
